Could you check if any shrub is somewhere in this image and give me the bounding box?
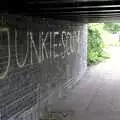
[87,24,110,65]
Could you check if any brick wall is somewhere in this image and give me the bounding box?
[0,14,88,120]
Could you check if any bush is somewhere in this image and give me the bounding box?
[87,24,110,65]
[103,23,120,34]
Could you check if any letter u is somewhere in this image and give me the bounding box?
[15,29,29,68]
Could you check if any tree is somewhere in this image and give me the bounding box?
[88,23,109,65]
[103,23,120,34]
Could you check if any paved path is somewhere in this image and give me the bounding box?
[51,47,120,120]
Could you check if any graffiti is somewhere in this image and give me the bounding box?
[0,28,10,79]
[0,16,7,25]
[15,29,29,68]
[41,32,49,61]
[0,28,81,79]
[13,108,34,120]
[30,32,42,64]
[66,32,73,55]
[53,32,60,58]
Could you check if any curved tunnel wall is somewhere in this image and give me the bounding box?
[0,14,88,120]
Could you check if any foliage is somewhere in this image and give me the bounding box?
[103,23,120,34]
[88,23,110,65]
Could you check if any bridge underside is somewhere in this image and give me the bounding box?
[5,0,120,22]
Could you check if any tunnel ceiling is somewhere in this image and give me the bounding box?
[6,0,120,22]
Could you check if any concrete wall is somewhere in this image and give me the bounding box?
[0,14,88,120]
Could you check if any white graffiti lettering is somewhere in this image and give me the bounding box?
[0,28,81,79]
[0,28,10,79]
[30,32,41,64]
[77,31,81,54]
[53,32,59,58]
[66,32,73,55]
[49,32,52,58]
[41,32,48,61]
[15,29,29,68]
[61,31,66,58]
